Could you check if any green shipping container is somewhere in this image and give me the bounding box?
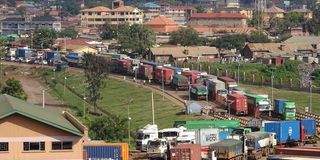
[174,120,240,129]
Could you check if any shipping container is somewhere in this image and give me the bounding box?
[209,139,243,159]
[185,102,202,114]
[195,128,220,147]
[301,119,316,136]
[202,74,217,80]
[205,79,225,101]
[264,121,300,144]
[174,120,240,129]
[172,74,188,90]
[117,59,132,74]
[141,60,162,69]
[274,99,288,114]
[190,84,207,100]
[246,131,275,150]
[164,66,182,74]
[182,70,200,84]
[44,51,60,62]
[138,64,153,80]
[227,93,248,116]
[155,66,174,85]
[15,48,33,58]
[84,141,129,160]
[218,76,238,91]
[170,144,201,160]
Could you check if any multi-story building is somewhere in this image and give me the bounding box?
[139,2,161,21]
[189,13,247,28]
[160,4,196,25]
[0,94,88,160]
[0,16,61,35]
[80,0,143,28]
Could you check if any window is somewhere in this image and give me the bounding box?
[97,12,101,15]
[52,141,73,150]
[0,142,8,151]
[23,142,45,151]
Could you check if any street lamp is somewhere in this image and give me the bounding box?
[237,62,240,84]
[161,70,164,100]
[64,73,67,95]
[83,96,86,118]
[270,68,275,107]
[128,98,133,147]
[309,79,313,113]
[188,82,191,101]
[53,68,56,79]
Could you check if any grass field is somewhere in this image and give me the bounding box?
[39,69,199,133]
[239,83,320,114]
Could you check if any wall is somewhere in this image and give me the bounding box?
[0,114,84,160]
[189,18,247,28]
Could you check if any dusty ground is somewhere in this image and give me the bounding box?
[2,64,66,112]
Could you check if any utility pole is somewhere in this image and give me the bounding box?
[42,90,45,109]
[237,62,240,84]
[64,71,67,95]
[128,99,132,147]
[188,82,191,101]
[152,92,155,125]
[309,80,312,113]
[161,70,164,100]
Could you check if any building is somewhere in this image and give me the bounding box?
[189,13,247,28]
[241,42,315,59]
[139,2,161,21]
[284,36,320,49]
[144,16,179,33]
[290,8,313,19]
[214,8,254,20]
[193,26,256,37]
[160,5,196,25]
[150,46,219,63]
[0,16,61,35]
[216,0,240,8]
[283,27,309,37]
[264,5,285,19]
[0,94,87,160]
[80,0,143,28]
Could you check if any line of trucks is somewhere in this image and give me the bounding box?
[136,118,317,160]
[104,58,297,121]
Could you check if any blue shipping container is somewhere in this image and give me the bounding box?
[264,121,300,143]
[301,119,316,136]
[164,66,182,74]
[44,51,61,61]
[141,61,162,68]
[84,146,122,160]
[16,49,33,58]
[274,99,288,114]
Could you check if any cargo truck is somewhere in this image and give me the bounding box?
[209,139,245,160]
[218,76,238,92]
[158,127,186,145]
[138,64,153,80]
[44,51,60,63]
[155,66,174,85]
[171,74,189,90]
[245,93,272,118]
[205,79,225,101]
[176,131,196,144]
[301,119,317,137]
[274,99,296,120]
[117,59,132,75]
[182,70,200,84]
[146,139,168,160]
[190,84,207,100]
[170,144,201,160]
[164,66,182,74]
[227,93,248,116]
[264,121,301,144]
[136,124,159,151]
[246,131,277,159]
[174,120,240,130]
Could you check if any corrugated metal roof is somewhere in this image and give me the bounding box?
[284,36,320,44]
[191,13,246,19]
[0,94,83,136]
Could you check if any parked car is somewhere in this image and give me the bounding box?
[40,60,48,65]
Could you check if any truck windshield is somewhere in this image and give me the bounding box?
[159,132,178,138]
[149,141,161,147]
[285,108,296,113]
[258,104,271,110]
[246,139,255,148]
[137,133,144,140]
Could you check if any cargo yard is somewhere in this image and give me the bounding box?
[3,51,320,160]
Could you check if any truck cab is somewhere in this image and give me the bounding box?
[136,124,158,151]
[176,131,196,144]
[283,102,296,120]
[257,100,272,111]
[228,128,252,140]
[146,139,168,160]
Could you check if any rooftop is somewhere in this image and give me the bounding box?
[265,5,285,13]
[145,16,178,25]
[290,8,311,13]
[168,5,195,10]
[191,13,246,19]
[0,94,83,136]
[284,36,320,44]
[151,46,218,58]
[32,15,57,22]
[81,6,111,12]
[112,6,139,12]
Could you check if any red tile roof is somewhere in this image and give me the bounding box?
[145,16,178,25]
[81,6,110,12]
[193,27,256,33]
[54,39,89,47]
[191,13,246,19]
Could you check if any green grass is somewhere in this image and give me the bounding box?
[37,69,199,133]
[239,83,320,114]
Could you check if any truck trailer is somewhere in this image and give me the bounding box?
[171,74,189,90]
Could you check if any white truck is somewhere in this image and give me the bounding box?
[146,139,168,160]
[158,127,186,144]
[176,131,196,144]
[136,124,158,151]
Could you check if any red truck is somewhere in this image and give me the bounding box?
[117,59,132,74]
[155,66,174,85]
[182,71,200,84]
[227,93,248,116]
[218,76,238,91]
[138,64,153,80]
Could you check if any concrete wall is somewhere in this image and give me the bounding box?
[0,114,84,160]
[189,18,247,27]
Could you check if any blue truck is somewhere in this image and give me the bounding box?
[264,121,300,144]
[301,119,317,137]
[44,51,60,62]
[15,49,33,58]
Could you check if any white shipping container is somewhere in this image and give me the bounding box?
[195,128,219,147]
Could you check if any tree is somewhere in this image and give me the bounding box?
[306,3,320,35]
[212,34,247,51]
[0,39,6,82]
[59,27,78,39]
[1,78,27,100]
[283,12,305,28]
[247,31,271,43]
[169,27,202,46]
[33,28,57,49]
[118,24,156,54]
[83,53,110,112]
[89,115,128,141]
[61,0,80,16]
[100,23,119,40]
